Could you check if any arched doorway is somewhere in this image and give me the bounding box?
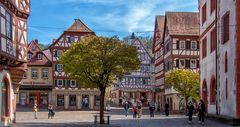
[1,77,10,119]
[202,80,208,113]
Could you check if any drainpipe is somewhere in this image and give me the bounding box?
[215,0,219,115]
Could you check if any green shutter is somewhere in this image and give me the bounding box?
[55,64,58,71]
[54,79,57,86]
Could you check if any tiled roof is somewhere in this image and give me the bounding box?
[43,49,52,62]
[65,19,93,33]
[165,12,199,36]
[156,16,165,42]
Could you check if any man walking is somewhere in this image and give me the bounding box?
[123,101,130,117]
[187,102,195,123]
[165,103,169,116]
[198,99,205,125]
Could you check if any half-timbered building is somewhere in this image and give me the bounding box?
[152,16,165,111]
[199,0,240,121]
[17,40,52,106]
[0,0,30,126]
[50,19,101,110]
[154,12,199,112]
[111,37,154,106]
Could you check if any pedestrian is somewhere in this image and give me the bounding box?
[165,103,169,116]
[132,106,137,118]
[198,99,205,125]
[123,101,130,117]
[33,103,38,119]
[48,104,55,119]
[187,102,195,123]
[149,104,155,117]
[137,101,142,118]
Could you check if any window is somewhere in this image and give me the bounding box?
[210,77,216,104]
[191,41,197,50]
[175,59,179,68]
[57,64,63,71]
[42,69,48,78]
[69,95,76,106]
[37,53,42,60]
[202,3,207,24]
[6,12,11,39]
[23,72,27,78]
[32,45,36,51]
[1,81,6,116]
[180,40,185,49]
[210,27,217,52]
[179,59,185,68]
[190,60,196,68]
[94,95,100,106]
[57,79,63,87]
[70,80,76,88]
[210,0,216,14]
[28,53,32,60]
[222,12,230,44]
[225,52,228,73]
[202,37,207,59]
[185,60,190,68]
[31,69,38,78]
[57,95,64,106]
[185,41,191,49]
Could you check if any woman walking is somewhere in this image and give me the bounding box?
[33,103,38,119]
[198,100,205,125]
[187,102,195,123]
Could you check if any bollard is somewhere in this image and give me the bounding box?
[94,115,97,124]
[107,116,110,124]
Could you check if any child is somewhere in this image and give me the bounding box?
[132,106,137,118]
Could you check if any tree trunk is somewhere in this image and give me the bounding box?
[100,89,106,124]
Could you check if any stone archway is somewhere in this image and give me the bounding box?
[202,80,208,113]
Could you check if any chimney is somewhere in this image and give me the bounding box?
[35,39,38,43]
[74,19,79,22]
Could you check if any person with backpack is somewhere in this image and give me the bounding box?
[149,104,156,117]
[48,104,55,119]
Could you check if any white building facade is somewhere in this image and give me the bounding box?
[199,0,240,120]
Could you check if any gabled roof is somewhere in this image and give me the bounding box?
[65,19,93,33]
[153,15,165,53]
[43,49,52,62]
[27,40,52,66]
[165,12,199,36]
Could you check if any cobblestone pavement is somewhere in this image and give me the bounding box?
[14,107,231,127]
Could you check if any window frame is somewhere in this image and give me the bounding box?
[28,53,32,60]
[191,41,197,50]
[57,64,63,72]
[70,80,76,88]
[42,69,49,78]
[222,11,230,44]
[37,53,42,60]
[31,69,38,78]
[190,59,197,69]
[57,79,63,87]
[179,59,185,68]
[179,40,185,49]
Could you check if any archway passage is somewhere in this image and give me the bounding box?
[1,77,10,120]
[202,80,208,113]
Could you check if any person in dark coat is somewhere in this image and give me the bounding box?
[187,102,195,123]
[165,103,169,116]
[149,105,156,117]
[48,104,55,119]
[123,101,130,117]
[198,99,205,124]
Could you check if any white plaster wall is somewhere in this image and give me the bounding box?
[200,26,217,114]
[218,0,236,118]
[199,0,216,35]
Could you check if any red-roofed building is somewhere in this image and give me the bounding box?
[18,40,53,106]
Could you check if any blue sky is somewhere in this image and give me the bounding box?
[28,0,198,45]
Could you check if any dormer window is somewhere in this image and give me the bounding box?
[28,53,32,60]
[32,45,36,51]
[37,53,42,60]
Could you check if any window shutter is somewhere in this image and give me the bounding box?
[197,41,200,49]
[176,40,179,49]
[67,80,70,87]
[55,79,57,86]
[197,60,200,68]
[186,41,191,49]
[185,60,190,68]
[55,64,58,71]
[176,59,179,68]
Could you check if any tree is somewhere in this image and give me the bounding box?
[60,35,140,124]
[165,69,200,111]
